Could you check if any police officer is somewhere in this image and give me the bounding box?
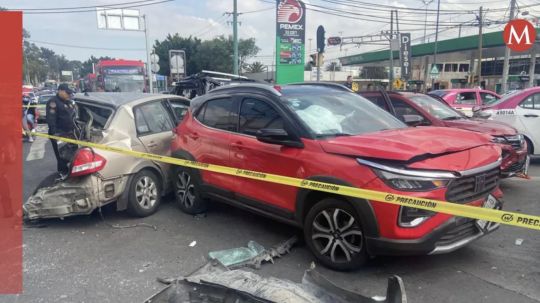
[46,83,76,176]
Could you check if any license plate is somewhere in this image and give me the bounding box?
[476,195,500,231]
[523,155,530,176]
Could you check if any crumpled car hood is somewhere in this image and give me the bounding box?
[318,127,493,162]
[443,118,516,136]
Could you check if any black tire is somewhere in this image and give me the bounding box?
[127,170,161,217]
[525,137,533,155]
[173,166,207,214]
[304,198,367,271]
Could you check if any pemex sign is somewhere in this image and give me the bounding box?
[275,0,306,84]
[503,19,537,52]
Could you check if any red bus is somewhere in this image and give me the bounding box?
[86,59,147,92]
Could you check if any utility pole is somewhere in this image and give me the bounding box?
[529,46,536,88]
[422,0,434,43]
[233,0,239,75]
[143,15,153,93]
[431,0,441,90]
[501,0,516,93]
[477,6,483,87]
[458,24,462,38]
[389,10,394,89]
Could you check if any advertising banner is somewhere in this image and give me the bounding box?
[275,0,306,84]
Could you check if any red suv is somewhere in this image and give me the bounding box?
[171,84,503,270]
[358,90,528,178]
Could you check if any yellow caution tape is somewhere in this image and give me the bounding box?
[30,131,540,231]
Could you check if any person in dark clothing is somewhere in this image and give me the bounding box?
[22,95,37,142]
[46,83,76,175]
[344,75,353,90]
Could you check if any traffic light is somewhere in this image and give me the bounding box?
[309,54,324,67]
[317,25,325,53]
[309,54,317,66]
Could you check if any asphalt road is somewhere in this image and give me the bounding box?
[1,133,539,303]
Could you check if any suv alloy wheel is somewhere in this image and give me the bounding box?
[304,198,367,270]
[173,166,208,214]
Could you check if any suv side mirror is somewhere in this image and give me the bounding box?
[256,128,304,148]
[402,114,425,126]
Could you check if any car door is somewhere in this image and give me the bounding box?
[165,98,190,126]
[134,100,176,174]
[453,91,477,116]
[516,92,540,154]
[388,96,432,126]
[190,97,237,192]
[480,91,500,106]
[230,96,304,213]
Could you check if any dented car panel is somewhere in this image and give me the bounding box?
[24,93,190,220]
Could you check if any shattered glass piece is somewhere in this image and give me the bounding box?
[208,241,266,267]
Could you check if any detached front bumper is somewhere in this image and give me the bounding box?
[366,214,500,256]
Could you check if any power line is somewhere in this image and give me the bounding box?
[7,0,163,11]
[27,39,146,51]
[12,0,174,14]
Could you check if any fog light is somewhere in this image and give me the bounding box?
[398,206,436,227]
[104,184,115,198]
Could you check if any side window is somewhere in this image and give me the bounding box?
[239,98,284,135]
[168,99,189,123]
[455,92,477,105]
[520,93,540,110]
[360,94,389,111]
[480,93,499,105]
[134,102,173,135]
[389,97,430,125]
[196,98,235,131]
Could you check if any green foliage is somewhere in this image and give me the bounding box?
[153,34,260,76]
[246,61,266,73]
[325,62,342,72]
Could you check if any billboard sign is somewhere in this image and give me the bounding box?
[169,50,186,79]
[276,0,306,83]
[400,33,412,80]
[96,8,141,31]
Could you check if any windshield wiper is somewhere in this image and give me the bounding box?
[441,116,462,121]
[316,133,353,138]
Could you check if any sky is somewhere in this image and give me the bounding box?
[3,0,540,69]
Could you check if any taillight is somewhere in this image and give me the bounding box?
[70,148,107,177]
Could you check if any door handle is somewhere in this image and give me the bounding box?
[188,132,199,140]
[231,141,244,150]
[147,142,158,148]
[524,114,539,118]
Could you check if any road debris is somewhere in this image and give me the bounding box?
[146,261,407,303]
[189,241,197,247]
[515,238,523,246]
[208,236,298,269]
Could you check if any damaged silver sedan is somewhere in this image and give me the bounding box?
[24,93,190,220]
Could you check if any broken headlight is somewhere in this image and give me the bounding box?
[374,169,451,191]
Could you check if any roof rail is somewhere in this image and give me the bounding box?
[201,70,248,79]
[287,82,352,92]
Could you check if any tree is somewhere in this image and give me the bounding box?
[153,34,202,77]
[325,62,342,72]
[246,61,266,73]
[153,34,260,76]
[360,66,388,79]
[304,63,313,71]
[80,55,113,76]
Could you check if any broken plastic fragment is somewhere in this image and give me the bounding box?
[208,241,265,267]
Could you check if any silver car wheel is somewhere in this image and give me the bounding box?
[135,176,158,210]
[311,208,363,264]
[176,171,196,209]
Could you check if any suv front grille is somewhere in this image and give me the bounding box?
[445,168,499,203]
[435,219,479,247]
